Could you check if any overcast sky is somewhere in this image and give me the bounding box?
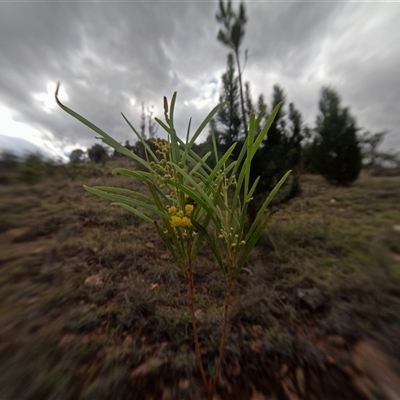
[0,1,399,161]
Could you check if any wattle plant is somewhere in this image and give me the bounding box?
[55,84,290,399]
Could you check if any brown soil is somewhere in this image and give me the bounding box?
[1,164,400,399]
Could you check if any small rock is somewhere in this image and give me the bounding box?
[280,363,289,377]
[123,335,133,346]
[160,253,169,260]
[295,367,305,396]
[59,334,76,347]
[351,375,376,399]
[145,241,154,249]
[149,283,159,290]
[178,343,190,353]
[250,339,262,353]
[130,357,165,378]
[178,378,190,390]
[227,360,241,377]
[249,389,267,400]
[328,335,346,348]
[281,376,300,400]
[84,274,103,288]
[393,225,400,232]
[252,325,263,336]
[297,288,326,311]
[26,296,39,305]
[81,334,91,344]
[33,246,45,254]
[194,309,205,323]
[6,227,30,242]
[326,355,336,364]
[351,340,400,398]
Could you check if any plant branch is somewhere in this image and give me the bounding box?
[211,270,233,393]
[186,255,210,396]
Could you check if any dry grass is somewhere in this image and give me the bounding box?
[0,161,399,399]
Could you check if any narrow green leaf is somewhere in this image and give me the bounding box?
[251,103,281,156]
[165,164,223,222]
[110,202,154,224]
[55,83,154,172]
[191,220,225,273]
[92,186,153,203]
[236,211,276,276]
[121,112,159,163]
[83,185,166,219]
[154,221,185,271]
[245,170,291,243]
[207,142,236,185]
[188,101,228,147]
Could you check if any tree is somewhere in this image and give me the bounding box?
[139,102,158,141]
[210,53,242,156]
[313,87,362,185]
[360,130,388,172]
[216,0,248,135]
[0,151,19,171]
[249,85,304,213]
[140,102,146,140]
[88,144,108,165]
[69,148,85,164]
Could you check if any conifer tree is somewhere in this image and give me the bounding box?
[216,0,248,135]
[313,87,362,185]
[210,53,242,156]
[250,85,303,208]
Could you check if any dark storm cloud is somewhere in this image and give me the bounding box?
[0,1,399,157]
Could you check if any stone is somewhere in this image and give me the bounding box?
[123,335,133,346]
[194,309,205,323]
[58,334,76,347]
[297,288,325,311]
[249,389,268,400]
[328,335,346,348]
[130,357,165,378]
[295,367,305,396]
[84,274,103,288]
[6,227,30,242]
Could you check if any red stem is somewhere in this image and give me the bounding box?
[186,267,210,396]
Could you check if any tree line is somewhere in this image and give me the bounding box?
[2,1,398,189]
[78,0,393,200]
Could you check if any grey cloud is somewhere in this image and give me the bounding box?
[0,1,399,157]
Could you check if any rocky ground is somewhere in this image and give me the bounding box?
[1,162,400,399]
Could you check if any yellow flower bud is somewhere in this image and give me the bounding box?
[170,215,182,227]
[168,206,177,215]
[180,217,192,227]
[185,204,194,215]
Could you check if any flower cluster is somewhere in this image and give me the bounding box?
[218,227,246,248]
[149,138,174,189]
[168,204,194,228]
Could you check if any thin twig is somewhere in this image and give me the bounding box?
[186,265,210,395]
[211,273,233,394]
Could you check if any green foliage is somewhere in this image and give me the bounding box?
[0,150,19,171]
[88,143,108,165]
[249,85,304,211]
[69,148,85,164]
[312,87,362,185]
[18,153,51,184]
[209,53,242,157]
[214,3,303,207]
[216,0,248,135]
[55,85,290,398]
